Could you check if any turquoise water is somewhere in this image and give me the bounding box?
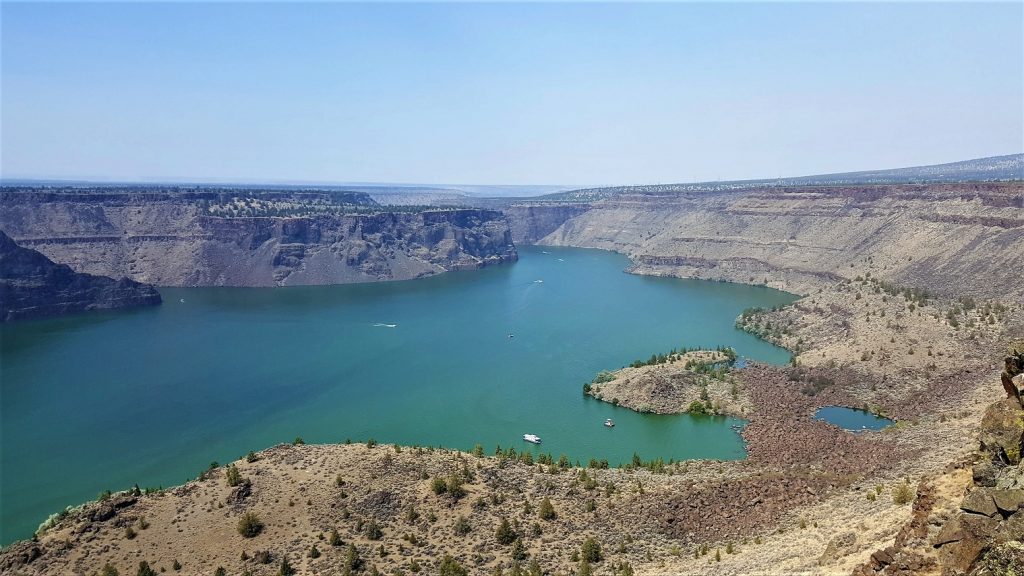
[0,246,795,544]
[814,406,894,431]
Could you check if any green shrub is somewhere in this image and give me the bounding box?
[496,517,517,545]
[237,512,264,538]
[438,554,468,576]
[687,400,708,415]
[538,497,557,520]
[446,474,467,500]
[136,562,157,576]
[366,519,383,540]
[511,538,528,561]
[343,544,362,575]
[100,563,119,576]
[226,464,242,487]
[581,537,602,562]
[892,482,915,505]
[454,515,471,536]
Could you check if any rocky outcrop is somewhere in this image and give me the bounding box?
[0,230,161,322]
[519,183,1024,298]
[854,350,1024,576]
[1002,340,1024,405]
[978,399,1024,466]
[0,189,517,287]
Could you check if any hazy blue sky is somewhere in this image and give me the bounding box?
[2,2,1021,186]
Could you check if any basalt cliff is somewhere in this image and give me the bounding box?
[504,182,1023,299]
[0,188,517,287]
[0,230,161,322]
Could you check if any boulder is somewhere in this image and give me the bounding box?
[932,516,964,547]
[972,460,1000,488]
[996,509,1024,542]
[818,531,857,565]
[939,514,1000,574]
[960,489,999,517]
[978,399,1024,465]
[990,488,1024,515]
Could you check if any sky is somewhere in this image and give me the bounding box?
[1,2,1022,186]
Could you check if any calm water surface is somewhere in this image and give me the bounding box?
[814,406,894,431]
[0,246,796,543]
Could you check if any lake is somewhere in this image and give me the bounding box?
[814,406,894,432]
[0,246,796,543]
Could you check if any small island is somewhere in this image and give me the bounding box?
[584,347,749,417]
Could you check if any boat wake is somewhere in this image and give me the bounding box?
[533,279,544,283]
[372,323,398,328]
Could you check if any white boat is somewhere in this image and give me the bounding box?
[522,433,542,444]
[604,419,615,427]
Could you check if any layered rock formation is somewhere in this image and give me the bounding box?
[508,183,1024,298]
[0,188,517,287]
[502,203,591,244]
[0,230,161,322]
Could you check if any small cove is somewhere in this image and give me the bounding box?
[0,246,796,543]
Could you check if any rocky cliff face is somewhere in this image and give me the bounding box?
[0,231,161,322]
[502,203,591,244]
[0,189,517,287]
[512,183,1023,298]
[853,342,1024,576]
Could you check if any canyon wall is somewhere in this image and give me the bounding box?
[0,231,161,321]
[0,190,517,287]
[502,203,592,244]
[512,183,1023,298]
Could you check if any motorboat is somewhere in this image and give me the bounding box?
[522,433,542,444]
[604,419,615,427]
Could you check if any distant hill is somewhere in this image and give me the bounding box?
[543,153,1024,201]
